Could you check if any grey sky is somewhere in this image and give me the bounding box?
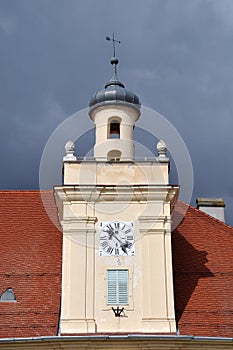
[0,0,233,224]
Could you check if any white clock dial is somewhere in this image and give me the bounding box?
[99,221,135,256]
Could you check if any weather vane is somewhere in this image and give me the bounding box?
[106,33,120,58]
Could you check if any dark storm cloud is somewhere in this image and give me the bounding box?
[0,0,233,224]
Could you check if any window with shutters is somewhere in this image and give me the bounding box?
[107,269,128,305]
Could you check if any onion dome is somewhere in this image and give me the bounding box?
[89,57,140,112]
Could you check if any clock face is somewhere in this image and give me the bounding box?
[99,221,135,256]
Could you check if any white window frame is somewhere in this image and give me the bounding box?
[107,269,129,305]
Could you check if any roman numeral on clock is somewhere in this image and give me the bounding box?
[127,235,133,240]
[100,235,107,240]
[114,222,120,229]
[107,247,113,254]
[126,242,133,249]
[125,229,131,234]
[101,241,109,248]
[115,248,119,255]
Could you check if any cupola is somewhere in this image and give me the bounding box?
[89,58,140,112]
[89,49,141,162]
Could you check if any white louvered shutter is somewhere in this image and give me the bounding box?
[107,270,128,305]
[107,270,117,304]
[118,270,128,304]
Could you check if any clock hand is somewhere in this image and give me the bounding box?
[111,232,123,244]
[120,242,129,254]
[105,228,115,239]
[113,235,129,254]
[108,232,129,254]
[110,232,126,247]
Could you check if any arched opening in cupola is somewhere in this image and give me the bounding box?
[107,150,122,162]
[108,118,121,139]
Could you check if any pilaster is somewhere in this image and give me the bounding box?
[139,213,176,333]
[60,213,97,334]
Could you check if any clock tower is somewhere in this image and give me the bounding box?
[54,52,179,334]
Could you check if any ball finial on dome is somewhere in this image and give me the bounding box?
[111,57,119,65]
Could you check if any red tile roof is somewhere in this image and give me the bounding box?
[0,191,232,338]
[172,203,233,337]
[0,191,62,338]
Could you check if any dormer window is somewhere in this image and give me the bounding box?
[109,119,120,139]
[0,288,16,302]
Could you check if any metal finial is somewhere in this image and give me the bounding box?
[106,33,120,58]
[106,33,121,84]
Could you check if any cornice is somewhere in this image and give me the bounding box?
[54,185,179,203]
[0,335,232,349]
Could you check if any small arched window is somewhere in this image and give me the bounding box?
[0,288,16,302]
[109,119,120,139]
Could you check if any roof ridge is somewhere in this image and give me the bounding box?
[187,202,233,232]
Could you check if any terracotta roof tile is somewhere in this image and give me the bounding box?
[172,203,233,337]
[0,191,62,338]
[0,191,232,338]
